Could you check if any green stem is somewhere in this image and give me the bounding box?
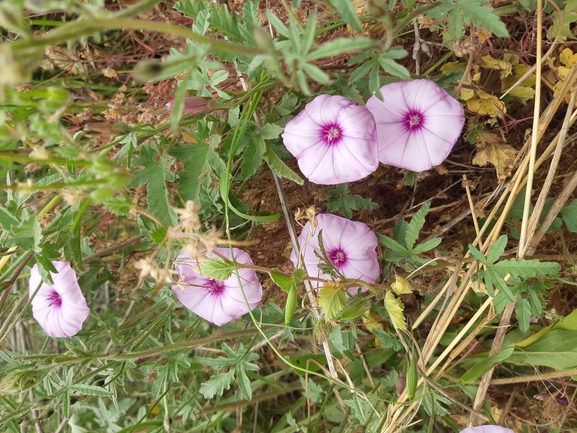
[11,19,263,57]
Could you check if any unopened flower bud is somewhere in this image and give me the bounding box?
[166,97,216,115]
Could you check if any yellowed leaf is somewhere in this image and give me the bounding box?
[385,291,406,330]
[440,62,466,74]
[559,48,577,67]
[391,275,413,295]
[472,138,518,182]
[460,88,475,101]
[466,91,506,116]
[481,55,512,73]
[507,86,535,102]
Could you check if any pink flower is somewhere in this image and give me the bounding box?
[172,248,262,326]
[290,214,380,292]
[460,426,515,433]
[366,79,465,172]
[282,94,379,185]
[29,261,90,338]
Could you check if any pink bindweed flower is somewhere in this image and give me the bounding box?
[282,94,379,185]
[366,79,465,172]
[460,426,515,433]
[172,248,262,326]
[290,214,380,293]
[29,261,90,338]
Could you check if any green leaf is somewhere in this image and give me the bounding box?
[102,197,132,217]
[379,58,411,80]
[199,258,234,280]
[318,285,347,320]
[263,143,304,185]
[468,243,487,264]
[377,234,410,256]
[507,330,577,370]
[240,135,265,179]
[516,298,531,333]
[337,297,372,321]
[492,258,560,277]
[486,234,507,264]
[330,0,363,33]
[266,11,290,38]
[405,201,430,250]
[69,384,113,397]
[385,291,406,330]
[326,184,379,219]
[236,366,252,400]
[457,0,509,37]
[302,63,330,84]
[261,123,283,140]
[130,143,177,226]
[199,369,236,399]
[411,237,442,254]
[307,38,373,61]
[561,199,577,232]
[270,272,292,292]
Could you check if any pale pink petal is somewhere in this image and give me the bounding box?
[460,426,515,433]
[291,214,379,293]
[29,261,90,338]
[283,94,378,184]
[172,248,262,326]
[367,79,465,172]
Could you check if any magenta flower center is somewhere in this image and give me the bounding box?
[321,123,342,146]
[405,110,424,130]
[328,248,348,269]
[47,289,62,308]
[207,279,225,293]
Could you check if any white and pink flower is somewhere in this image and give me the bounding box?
[172,248,262,326]
[282,95,379,185]
[290,214,380,292]
[29,261,90,338]
[366,79,465,172]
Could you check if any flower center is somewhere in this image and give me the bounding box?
[405,110,424,130]
[328,248,348,269]
[207,279,225,292]
[321,123,342,146]
[47,289,62,308]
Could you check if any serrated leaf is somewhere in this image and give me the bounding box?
[307,38,373,61]
[130,144,177,226]
[199,369,236,399]
[486,234,507,264]
[405,202,430,250]
[102,197,132,217]
[457,0,508,37]
[199,258,234,280]
[263,143,304,185]
[261,123,283,140]
[391,275,412,295]
[337,297,371,321]
[236,366,252,400]
[516,298,531,333]
[326,184,379,219]
[411,237,442,254]
[318,285,347,320]
[492,258,560,277]
[385,291,406,330]
[330,0,363,33]
[377,234,410,256]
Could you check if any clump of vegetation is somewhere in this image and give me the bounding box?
[1,0,577,432]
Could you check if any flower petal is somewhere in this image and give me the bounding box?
[291,214,379,292]
[283,94,379,184]
[29,261,90,338]
[172,248,262,326]
[459,426,515,433]
[367,79,465,172]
